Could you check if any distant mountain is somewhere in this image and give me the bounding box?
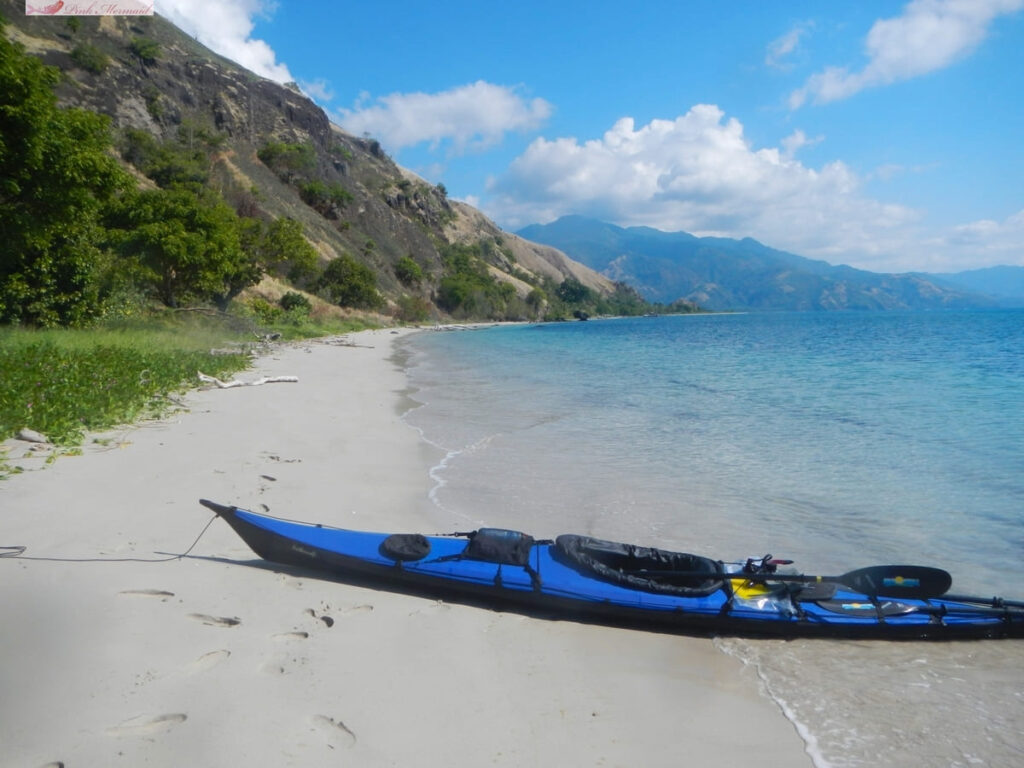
[925,266,1024,307]
[517,216,995,311]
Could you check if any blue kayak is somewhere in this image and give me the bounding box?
[199,500,1024,640]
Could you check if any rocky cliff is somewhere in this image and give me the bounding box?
[1,3,612,317]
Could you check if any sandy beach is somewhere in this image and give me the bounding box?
[0,328,812,767]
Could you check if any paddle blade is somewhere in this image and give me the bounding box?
[842,565,952,599]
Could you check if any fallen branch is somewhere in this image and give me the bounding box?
[198,372,299,389]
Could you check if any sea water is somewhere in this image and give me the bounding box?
[400,311,1024,768]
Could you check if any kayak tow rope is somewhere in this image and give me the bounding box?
[0,514,218,564]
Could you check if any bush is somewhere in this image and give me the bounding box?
[257,140,316,182]
[298,180,353,218]
[436,243,524,320]
[394,295,431,323]
[71,43,109,74]
[394,256,423,287]
[244,297,283,325]
[316,254,383,310]
[128,37,160,66]
[120,129,208,188]
[280,291,311,313]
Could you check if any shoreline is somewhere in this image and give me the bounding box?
[0,328,811,766]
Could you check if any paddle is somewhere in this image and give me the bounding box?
[941,594,1024,610]
[641,564,953,600]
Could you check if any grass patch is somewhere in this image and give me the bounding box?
[0,318,252,447]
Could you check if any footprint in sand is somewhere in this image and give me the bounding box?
[107,713,187,737]
[312,714,356,748]
[304,608,335,628]
[188,613,241,627]
[185,649,230,674]
[409,601,449,617]
[272,631,309,642]
[119,589,175,599]
[341,604,374,616]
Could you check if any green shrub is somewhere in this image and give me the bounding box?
[243,297,283,325]
[0,331,248,446]
[257,140,316,181]
[394,295,431,323]
[395,256,423,287]
[279,291,311,313]
[71,43,109,74]
[120,128,208,188]
[298,180,353,217]
[316,254,383,310]
[128,37,160,66]
[436,243,522,320]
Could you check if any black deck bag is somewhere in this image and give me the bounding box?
[554,534,724,597]
[463,528,535,566]
[380,533,431,561]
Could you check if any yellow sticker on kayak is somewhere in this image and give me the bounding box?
[730,578,775,599]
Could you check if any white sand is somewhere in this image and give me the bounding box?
[0,328,812,767]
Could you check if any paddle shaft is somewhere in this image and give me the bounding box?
[943,594,1024,610]
[641,564,952,599]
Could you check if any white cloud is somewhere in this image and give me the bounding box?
[790,0,1024,108]
[299,78,334,103]
[158,0,293,83]
[335,81,553,155]
[765,22,813,69]
[486,105,933,270]
[781,129,823,159]
[945,209,1024,251]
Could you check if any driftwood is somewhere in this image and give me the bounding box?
[198,372,299,389]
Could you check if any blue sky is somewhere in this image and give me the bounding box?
[159,0,1024,273]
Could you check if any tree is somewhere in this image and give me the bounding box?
[107,187,249,308]
[316,254,383,310]
[239,216,319,284]
[0,30,130,326]
[556,277,593,304]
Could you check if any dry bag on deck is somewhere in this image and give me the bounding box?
[463,528,535,566]
[380,533,431,561]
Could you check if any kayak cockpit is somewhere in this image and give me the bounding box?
[553,534,724,597]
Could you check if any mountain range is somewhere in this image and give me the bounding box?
[518,216,1024,311]
[5,3,1019,318]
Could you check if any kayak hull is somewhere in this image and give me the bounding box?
[201,500,1024,640]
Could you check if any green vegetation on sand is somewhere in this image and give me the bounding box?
[0,322,250,448]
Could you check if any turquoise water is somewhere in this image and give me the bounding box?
[404,311,1023,594]
[402,311,1024,768]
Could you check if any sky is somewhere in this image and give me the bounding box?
[158,0,1024,274]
